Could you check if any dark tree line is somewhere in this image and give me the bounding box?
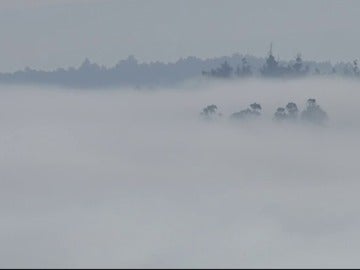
[0,47,359,88]
[202,57,252,78]
[203,45,359,79]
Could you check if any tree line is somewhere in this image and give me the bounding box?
[202,45,359,79]
[201,98,328,126]
[0,47,359,88]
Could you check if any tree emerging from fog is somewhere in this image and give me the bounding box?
[286,102,299,119]
[230,103,262,120]
[272,99,327,125]
[274,102,299,122]
[274,107,287,121]
[200,104,221,120]
[200,99,328,126]
[301,98,328,125]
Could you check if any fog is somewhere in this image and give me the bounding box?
[1,78,360,268]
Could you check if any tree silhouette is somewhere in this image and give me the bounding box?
[236,57,252,77]
[293,54,302,72]
[230,103,262,120]
[274,107,287,121]
[273,102,299,121]
[290,54,309,77]
[286,102,299,119]
[200,104,220,120]
[260,44,290,77]
[250,103,262,115]
[203,61,234,78]
[301,98,328,125]
[353,60,359,76]
[261,44,280,77]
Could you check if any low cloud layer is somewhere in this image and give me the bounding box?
[1,78,360,267]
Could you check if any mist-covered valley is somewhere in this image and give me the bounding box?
[1,78,360,268]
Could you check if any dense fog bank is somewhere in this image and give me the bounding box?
[1,78,360,268]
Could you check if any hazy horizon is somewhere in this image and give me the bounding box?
[1,0,360,72]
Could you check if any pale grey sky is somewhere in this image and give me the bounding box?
[0,0,359,72]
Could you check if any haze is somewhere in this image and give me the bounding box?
[2,0,360,267]
[1,78,360,267]
[1,0,360,71]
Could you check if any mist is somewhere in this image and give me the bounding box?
[1,78,360,268]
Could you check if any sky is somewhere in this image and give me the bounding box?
[0,0,360,71]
